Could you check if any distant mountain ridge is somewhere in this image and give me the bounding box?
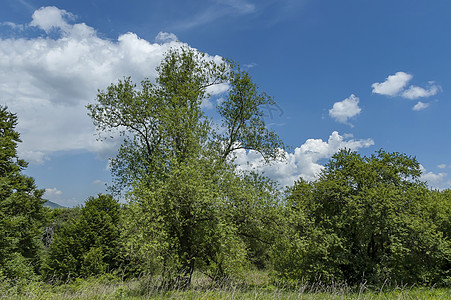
[43,200,64,209]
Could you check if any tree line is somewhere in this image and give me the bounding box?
[0,47,450,288]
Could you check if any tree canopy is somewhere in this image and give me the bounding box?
[87,47,284,286]
[273,149,451,285]
[0,106,47,279]
[43,194,122,280]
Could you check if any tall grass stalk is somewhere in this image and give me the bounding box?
[1,271,450,299]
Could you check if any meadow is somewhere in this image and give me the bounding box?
[1,271,450,299]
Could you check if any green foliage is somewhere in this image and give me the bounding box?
[1,47,449,292]
[0,106,47,280]
[216,65,284,163]
[1,270,450,299]
[86,47,450,288]
[87,48,227,194]
[273,149,451,285]
[43,194,122,280]
[88,47,284,286]
[122,159,260,286]
[219,171,283,269]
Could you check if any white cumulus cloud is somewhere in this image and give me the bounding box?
[19,150,48,165]
[329,94,361,125]
[372,72,441,100]
[420,165,448,189]
[44,187,62,197]
[402,83,439,100]
[235,131,375,187]
[30,6,75,33]
[0,7,221,164]
[371,72,412,96]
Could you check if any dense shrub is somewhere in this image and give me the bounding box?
[43,194,122,280]
[272,149,451,286]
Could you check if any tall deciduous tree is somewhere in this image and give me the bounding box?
[0,106,46,279]
[87,47,284,286]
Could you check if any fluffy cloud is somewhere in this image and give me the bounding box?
[30,6,74,33]
[372,72,440,113]
[420,165,448,189]
[44,187,62,198]
[19,150,48,165]
[234,131,375,187]
[0,7,221,164]
[202,83,231,108]
[402,83,439,100]
[329,94,361,125]
[234,135,450,190]
[372,72,440,100]
[412,101,430,111]
[371,72,412,96]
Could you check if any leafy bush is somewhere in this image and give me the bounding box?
[43,194,122,280]
[272,149,451,286]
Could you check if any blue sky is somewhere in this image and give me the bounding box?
[1,0,450,206]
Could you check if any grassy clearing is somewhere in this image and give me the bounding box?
[1,271,450,299]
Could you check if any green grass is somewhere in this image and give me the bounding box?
[1,271,450,299]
